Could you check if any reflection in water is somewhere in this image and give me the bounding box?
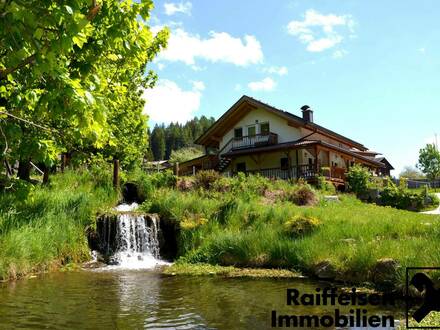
[0,270,403,329]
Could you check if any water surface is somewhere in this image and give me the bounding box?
[0,270,402,329]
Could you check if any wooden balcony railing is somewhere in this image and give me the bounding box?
[233,165,346,181]
[231,132,278,151]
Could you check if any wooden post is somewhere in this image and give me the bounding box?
[113,158,119,189]
[43,165,49,185]
[192,165,195,176]
[174,162,179,176]
[61,154,65,173]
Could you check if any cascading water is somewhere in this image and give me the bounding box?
[92,203,168,270]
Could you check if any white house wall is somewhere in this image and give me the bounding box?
[219,107,302,152]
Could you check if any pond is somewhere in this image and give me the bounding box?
[0,269,402,329]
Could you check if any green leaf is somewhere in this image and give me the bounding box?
[65,5,73,15]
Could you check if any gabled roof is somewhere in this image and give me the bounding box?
[195,95,367,151]
[376,157,395,170]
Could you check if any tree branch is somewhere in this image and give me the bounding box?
[0,110,55,132]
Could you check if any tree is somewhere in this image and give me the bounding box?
[418,144,440,181]
[0,0,169,179]
[150,125,165,160]
[399,166,425,180]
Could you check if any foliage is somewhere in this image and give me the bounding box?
[193,170,222,189]
[418,144,440,181]
[139,174,440,289]
[149,116,215,160]
[399,166,425,179]
[0,0,169,177]
[0,170,118,279]
[377,178,438,211]
[169,147,204,164]
[346,164,371,195]
[316,176,336,194]
[283,215,321,238]
[286,184,318,206]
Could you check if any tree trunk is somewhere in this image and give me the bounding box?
[43,165,49,184]
[113,158,119,189]
[4,160,13,177]
[61,153,65,173]
[18,158,31,181]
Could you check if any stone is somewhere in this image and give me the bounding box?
[313,260,337,280]
[371,258,400,290]
[324,195,340,202]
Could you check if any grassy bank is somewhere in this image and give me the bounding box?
[132,171,440,290]
[0,170,118,280]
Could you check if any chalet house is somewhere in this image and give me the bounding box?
[178,95,393,187]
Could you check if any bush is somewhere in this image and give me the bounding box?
[284,215,321,238]
[287,184,318,206]
[193,170,221,189]
[380,180,424,211]
[316,176,336,194]
[346,165,371,195]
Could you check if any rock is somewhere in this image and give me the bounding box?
[82,261,107,269]
[371,258,400,290]
[313,260,337,280]
[324,195,340,202]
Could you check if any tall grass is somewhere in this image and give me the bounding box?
[140,173,440,288]
[0,170,118,280]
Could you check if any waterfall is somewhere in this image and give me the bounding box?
[95,203,168,270]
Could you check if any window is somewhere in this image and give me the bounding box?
[260,122,270,135]
[247,125,256,136]
[234,127,243,138]
[236,162,246,173]
[280,157,289,170]
[308,158,313,165]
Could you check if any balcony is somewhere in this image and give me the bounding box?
[231,132,278,151]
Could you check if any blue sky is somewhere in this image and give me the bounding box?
[143,0,440,175]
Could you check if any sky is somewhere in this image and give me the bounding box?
[143,0,440,175]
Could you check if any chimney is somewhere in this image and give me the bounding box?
[301,105,313,123]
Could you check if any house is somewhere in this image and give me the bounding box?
[178,95,392,187]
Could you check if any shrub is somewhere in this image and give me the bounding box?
[287,184,318,206]
[380,180,424,211]
[176,177,194,191]
[284,215,321,238]
[194,170,221,189]
[316,176,336,194]
[346,165,371,195]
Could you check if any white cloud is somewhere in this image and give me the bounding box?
[164,2,192,16]
[234,83,242,91]
[157,63,165,70]
[157,28,263,67]
[418,47,426,54]
[263,66,288,76]
[248,77,276,92]
[143,79,203,124]
[287,9,355,52]
[191,80,205,91]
